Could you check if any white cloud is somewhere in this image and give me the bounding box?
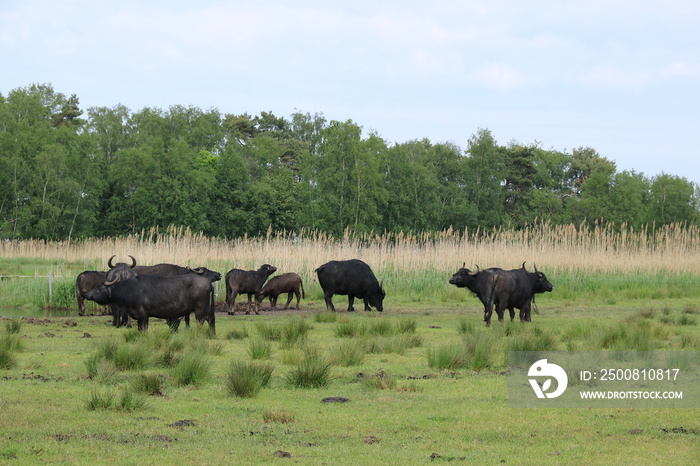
[473,63,524,90]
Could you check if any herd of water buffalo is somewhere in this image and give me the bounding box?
[76,256,553,333]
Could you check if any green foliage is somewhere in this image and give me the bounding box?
[131,374,164,396]
[360,371,396,390]
[247,338,273,360]
[171,346,212,386]
[3,83,698,240]
[255,322,282,341]
[224,360,274,398]
[284,348,333,388]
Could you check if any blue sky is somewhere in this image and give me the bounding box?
[2,0,699,183]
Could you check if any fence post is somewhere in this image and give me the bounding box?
[49,270,53,305]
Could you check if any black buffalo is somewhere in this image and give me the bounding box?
[491,263,553,324]
[315,259,385,312]
[103,255,222,327]
[257,272,305,310]
[225,264,277,315]
[85,274,215,333]
[449,264,500,325]
[449,262,553,326]
[75,270,107,316]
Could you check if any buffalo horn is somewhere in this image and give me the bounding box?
[108,255,116,269]
[192,267,204,274]
[103,278,118,286]
[128,255,136,268]
[380,279,384,291]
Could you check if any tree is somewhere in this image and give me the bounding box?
[463,128,504,229]
[649,174,699,225]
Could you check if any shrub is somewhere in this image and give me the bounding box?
[256,322,282,341]
[0,333,22,353]
[226,326,250,340]
[314,312,337,323]
[426,342,470,370]
[463,331,495,370]
[360,371,395,390]
[677,314,697,326]
[285,350,332,388]
[0,346,17,370]
[86,390,114,411]
[248,338,273,360]
[333,320,367,338]
[131,374,164,396]
[4,319,21,335]
[281,318,312,349]
[224,360,274,398]
[457,319,475,336]
[171,347,212,386]
[262,410,294,424]
[330,340,367,366]
[368,319,393,336]
[367,334,423,355]
[112,342,153,371]
[396,318,417,334]
[116,388,148,412]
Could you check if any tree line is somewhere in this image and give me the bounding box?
[1,83,698,241]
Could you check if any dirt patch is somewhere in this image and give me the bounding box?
[273,450,292,458]
[660,427,699,435]
[321,397,350,403]
[168,419,195,429]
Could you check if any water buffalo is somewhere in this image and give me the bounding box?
[75,270,107,316]
[315,259,385,312]
[85,274,215,333]
[492,263,553,324]
[225,264,277,315]
[449,264,500,325]
[103,256,222,327]
[257,272,305,310]
[449,262,553,326]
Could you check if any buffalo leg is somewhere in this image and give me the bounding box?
[77,294,85,316]
[363,299,371,312]
[294,290,301,310]
[347,295,356,312]
[324,292,336,312]
[227,292,238,315]
[508,308,516,322]
[167,318,181,332]
[137,318,148,332]
[283,292,294,309]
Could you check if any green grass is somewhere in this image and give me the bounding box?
[0,302,698,464]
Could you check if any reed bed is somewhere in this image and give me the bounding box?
[2,223,700,281]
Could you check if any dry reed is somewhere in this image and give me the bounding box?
[2,223,700,282]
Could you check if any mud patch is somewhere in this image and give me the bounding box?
[168,419,195,429]
[364,435,380,444]
[660,427,699,435]
[273,450,292,458]
[321,397,350,403]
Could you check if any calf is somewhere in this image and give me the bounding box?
[257,272,305,310]
[225,264,277,315]
[75,270,107,316]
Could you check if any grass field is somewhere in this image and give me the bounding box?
[0,224,699,464]
[0,306,698,465]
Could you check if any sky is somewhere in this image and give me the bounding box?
[2,0,699,183]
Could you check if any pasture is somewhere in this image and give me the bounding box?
[0,224,699,463]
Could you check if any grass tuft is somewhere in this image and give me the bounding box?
[224,360,274,398]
